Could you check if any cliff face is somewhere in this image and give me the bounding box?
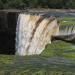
[0,11,18,54]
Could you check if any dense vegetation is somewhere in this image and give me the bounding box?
[0,0,75,9]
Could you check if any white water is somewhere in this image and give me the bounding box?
[16,14,59,56]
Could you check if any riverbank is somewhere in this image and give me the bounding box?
[0,54,75,75]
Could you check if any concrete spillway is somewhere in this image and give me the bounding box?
[15,14,59,56]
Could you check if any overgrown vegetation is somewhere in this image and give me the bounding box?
[0,0,75,9]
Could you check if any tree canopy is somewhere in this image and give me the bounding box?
[0,0,75,9]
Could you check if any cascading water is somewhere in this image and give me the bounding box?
[54,25,75,41]
[15,13,59,56]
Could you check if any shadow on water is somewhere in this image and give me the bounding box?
[0,31,16,55]
[0,12,18,55]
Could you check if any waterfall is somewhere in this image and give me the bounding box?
[54,25,75,41]
[15,13,59,56]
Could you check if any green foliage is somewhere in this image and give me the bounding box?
[3,0,25,9]
[0,0,75,9]
[0,0,4,9]
[27,0,39,8]
[64,0,75,9]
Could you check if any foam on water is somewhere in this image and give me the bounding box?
[15,13,59,56]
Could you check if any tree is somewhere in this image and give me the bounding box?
[3,0,25,9]
[0,0,3,9]
[65,0,75,9]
